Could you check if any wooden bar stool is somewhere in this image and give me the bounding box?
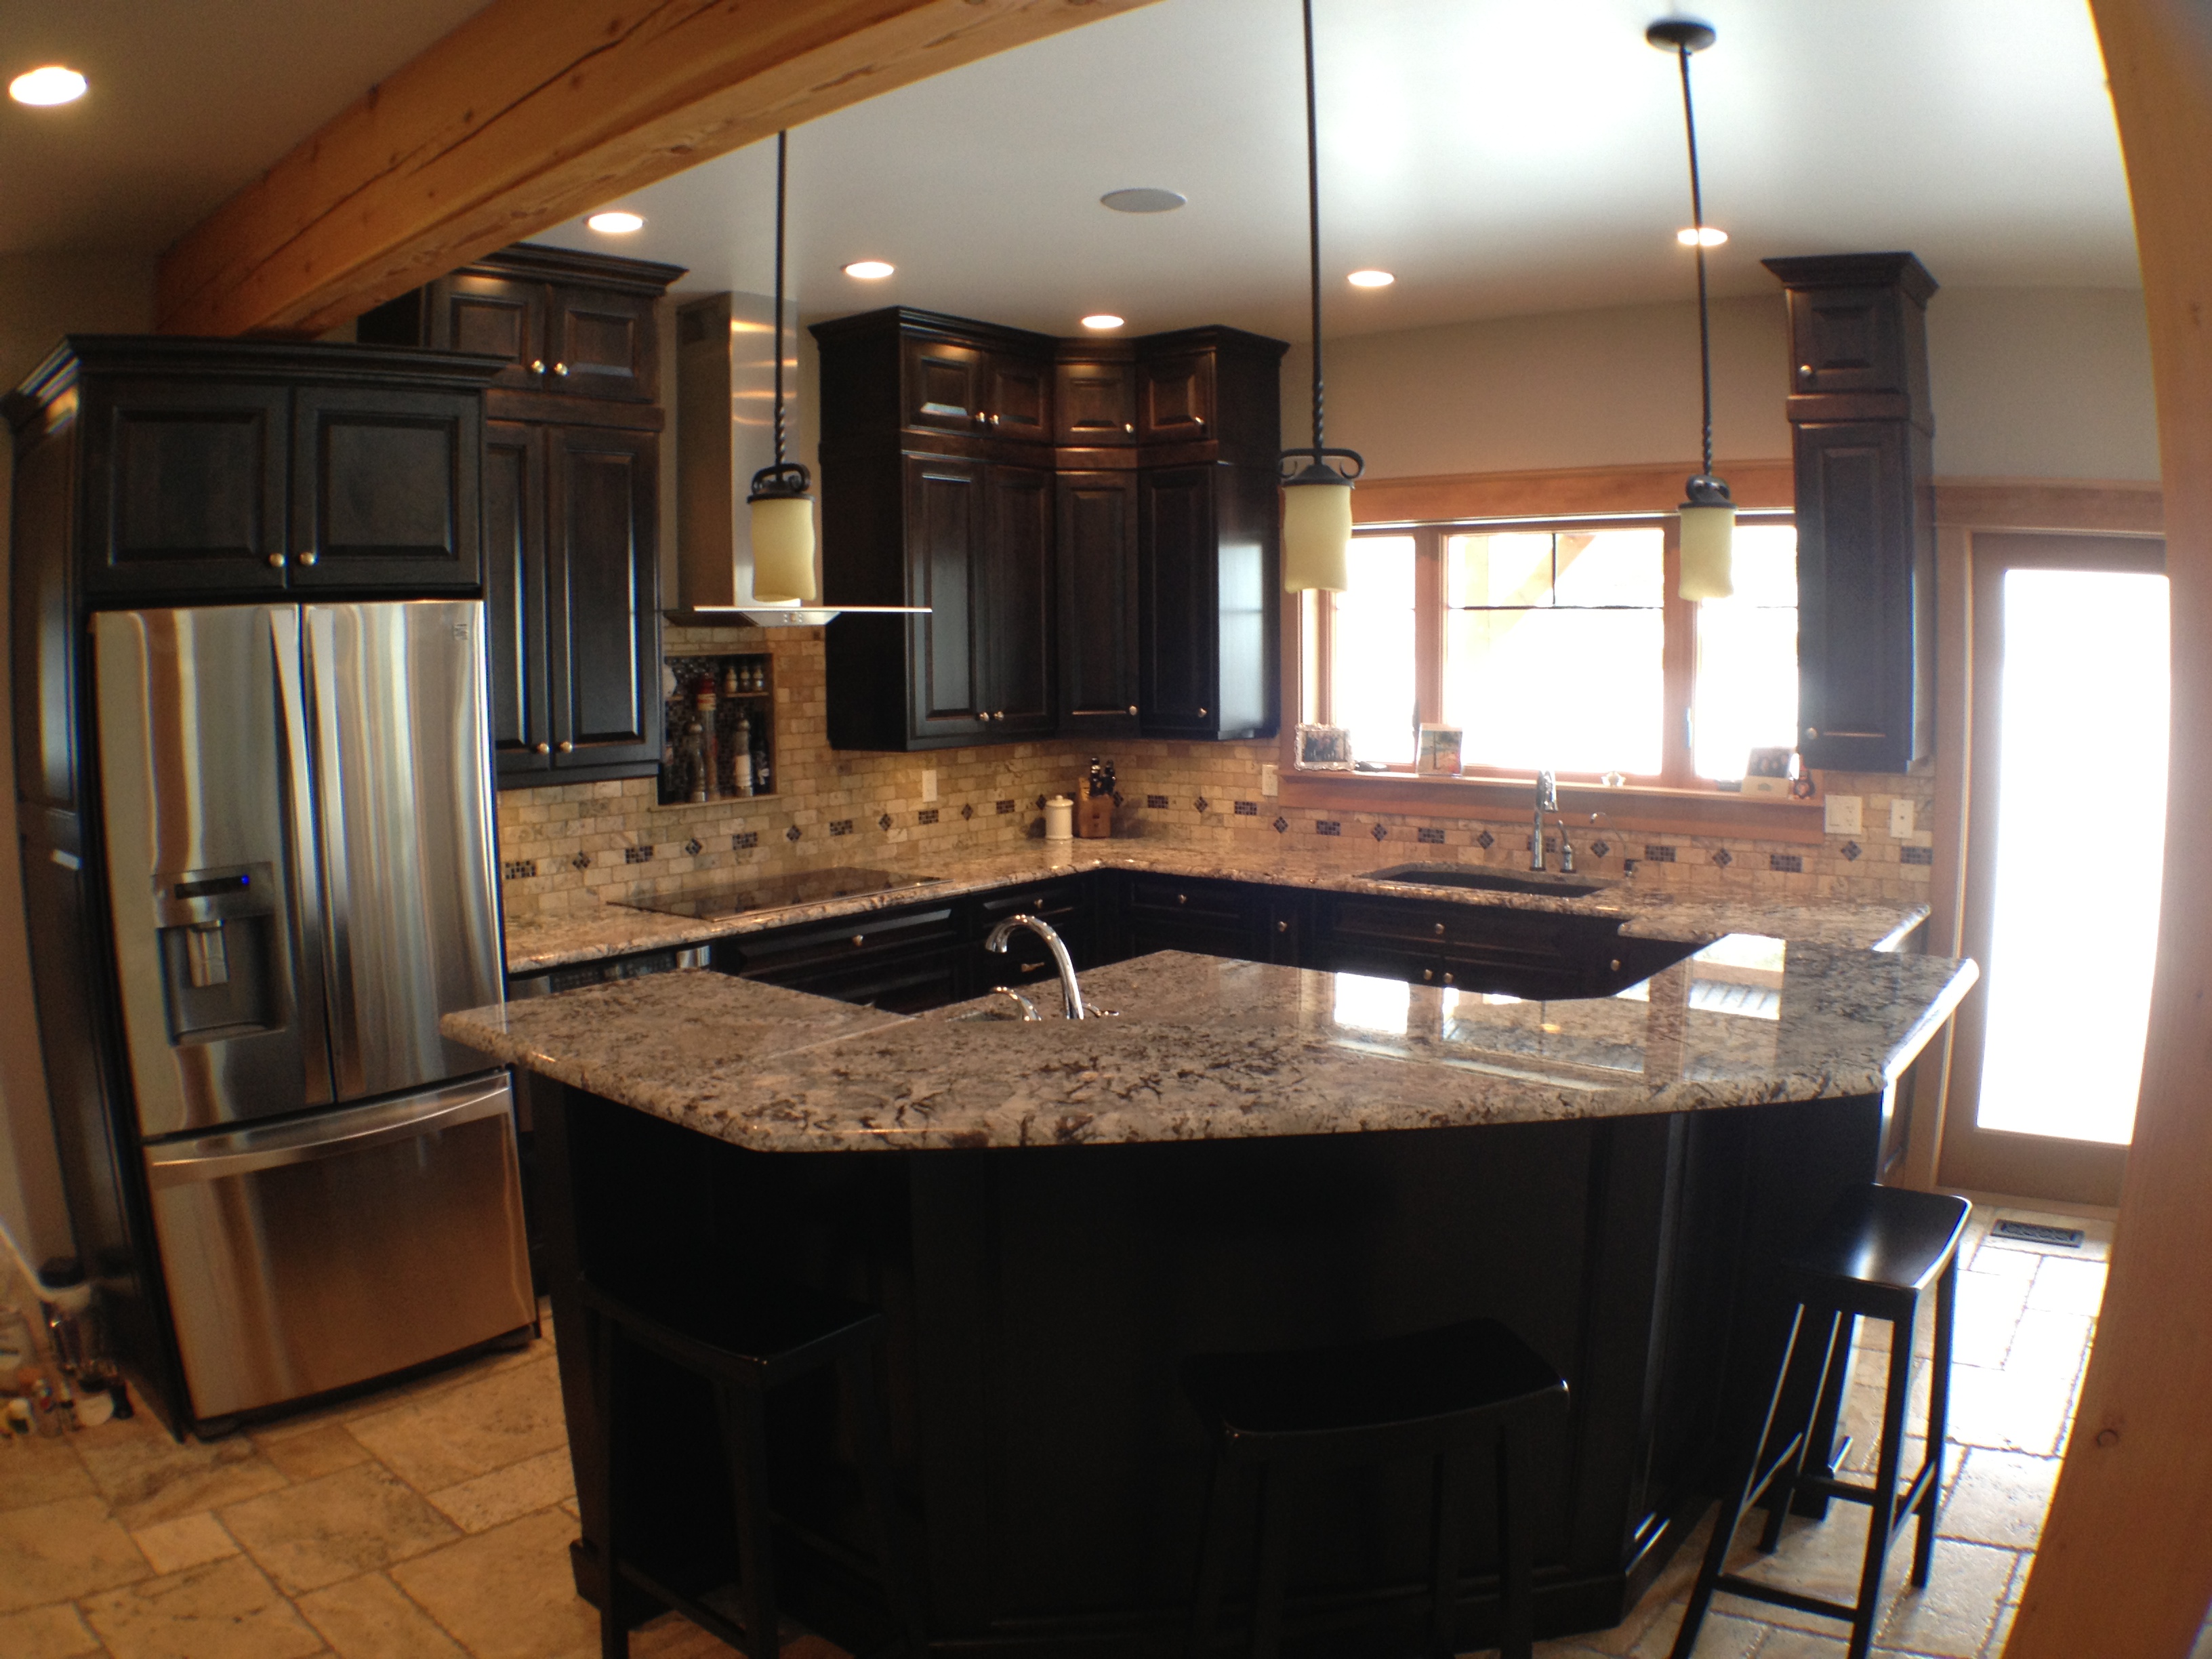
[579,1271,927,1659]
[1668,1185,1971,1659]
[1182,1315,1568,1659]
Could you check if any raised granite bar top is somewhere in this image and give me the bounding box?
[449,936,1977,1153]
[504,839,1926,975]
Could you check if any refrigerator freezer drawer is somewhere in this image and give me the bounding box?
[144,1073,534,1421]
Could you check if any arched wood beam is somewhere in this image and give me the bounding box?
[155,0,1161,337]
[2007,1,2212,1652]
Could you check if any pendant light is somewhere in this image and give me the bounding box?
[1647,17,1734,601]
[748,130,817,605]
[1279,0,1364,594]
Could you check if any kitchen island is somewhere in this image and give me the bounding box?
[450,922,1975,1657]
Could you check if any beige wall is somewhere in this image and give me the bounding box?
[0,254,157,1278]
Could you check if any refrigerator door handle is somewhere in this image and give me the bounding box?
[270,610,335,1105]
[304,607,364,1095]
[144,1075,515,1187]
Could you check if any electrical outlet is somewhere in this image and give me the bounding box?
[921,769,938,803]
[1889,798,1917,840]
[1261,763,1279,798]
[1824,795,1863,836]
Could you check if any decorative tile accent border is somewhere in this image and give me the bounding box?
[829,819,854,837]
[1147,794,1170,809]
[1900,845,1933,865]
[1315,820,1341,836]
[879,814,893,831]
[1416,827,1446,845]
[1475,830,1495,850]
[1370,823,1389,841]
[623,845,654,864]
[960,803,975,819]
[1591,840,1610,859]
[1841,842,1862,861]
[918,808,939,825]
[683,838,702,857]
[1711,848,1733,867]
[571,852,592,871]
[1769,853,1803,873]
[1234,801,1259,816]
[996,800,1017,814]
[1273,817,1289,833]
[1193,797,1210,813]
[501,859,537,881]
[784,825,802,842]
[733,832,758,850]
[1643,845,1677,863]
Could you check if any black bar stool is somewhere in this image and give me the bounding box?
[579,1271,927,1659]
[1182,1315,1568,1659]
[1669,1184,1971,1659]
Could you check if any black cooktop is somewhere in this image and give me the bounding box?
[619,866,942,920]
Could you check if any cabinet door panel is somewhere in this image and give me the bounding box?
[1056,472,1139,735]
[1793,422,1919,771]
[985,352,1051,443]
[485,423,552,781]
[1790,289,1904,395]
[291,386,482,590]
[984,466,1054,735]
[903,337,986,436]
[906,456,988,741]
[550,285,657,403]
[432,273,548,392]
[1137,466,1217,734]
[1054,360,1137,446]
[548,427,659,771]
[79,381,289,597]
[1139,352,1215,443]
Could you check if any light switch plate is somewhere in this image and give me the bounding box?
[1825,795,1864,836]
[921,769,938,803]
[1889,798,1917,840]
[1261,763,1279,798]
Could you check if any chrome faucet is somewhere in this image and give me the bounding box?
[1554,813,1575,874]
[984,914,1087,1019]
[1531,770,1558,872]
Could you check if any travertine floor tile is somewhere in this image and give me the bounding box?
[348,1356,568,1493]
[2024,1255,2107,1318]
[1938,1449,2059,1550]
[295,1570,468,1658]
[75,1427,291,1531]
[0,1493,150,1614]
[252,1421,374,1482]
[1873,1537,2017,1657]
[424,1446,575,1534]
[0,1600,104,1658]
[79,1552,324,1659]
[1950,1271,2032,1369]
[131,1510,241,1574]
[1945,1361,2075,1457]
[389,1508,600,1659]
[222,1460,461,1595]
[0,1435,98,1512]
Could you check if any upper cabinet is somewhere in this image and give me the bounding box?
[811,308,1284,752]
[1764,253,1938,775]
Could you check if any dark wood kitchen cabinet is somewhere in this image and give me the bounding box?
[1138,460,1281,739]
[1054,351,1137,446]
[371,243,684,786]
[1056,471,1141,738]
[1763,252,1940,774]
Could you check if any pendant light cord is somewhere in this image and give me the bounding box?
[1673,45,1714,478]
[1303,0,1324,455]
[773,129,788,470]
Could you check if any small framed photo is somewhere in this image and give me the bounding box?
[1743,746,1801,798]
[1295,723,1354,771]
[1416,724,1464,776]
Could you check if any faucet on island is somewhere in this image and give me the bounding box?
[984,914,1088,1019]
[1531,770,1559,873]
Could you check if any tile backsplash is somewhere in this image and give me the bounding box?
[495,624,1937,923]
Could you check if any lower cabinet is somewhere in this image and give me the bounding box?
[712,901,966,1014]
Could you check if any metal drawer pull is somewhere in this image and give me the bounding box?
[1124,422,1134,434]
[852,935,865,947]
[535,742,550,754]
[557,740,574,753]
[1422,968,1434,983]
[1433,922,1446,936]
[1177,893,1188,905]
[1277,920,1289,933]
[1610,959,1622,972]
[296,551,318,567]
[266,553,285,568]
[554,362,570,376]
[531,359,546,373]
[1197,707,1208,718]
[1805,726,1820,739]
[1443,972,1455,987]
[1128,705,1139,716]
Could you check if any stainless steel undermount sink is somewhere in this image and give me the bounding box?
[1361,862,1615,899]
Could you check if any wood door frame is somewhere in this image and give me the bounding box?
[1936,529,2167,1205]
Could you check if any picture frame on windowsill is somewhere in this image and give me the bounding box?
[1295,724,1355,771]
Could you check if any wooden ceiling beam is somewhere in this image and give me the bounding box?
[156,0,1161,337]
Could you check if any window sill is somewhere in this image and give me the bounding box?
[1275,770,1828,844]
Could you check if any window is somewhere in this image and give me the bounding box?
[1303,515,1797,787]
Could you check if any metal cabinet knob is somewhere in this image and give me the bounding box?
[1433,922,1446,937]
[1610,958,1622,972]
[554,362,570,377]
[1799,363,1814,376]
[296,551,318,567]
[535,742,551,754]
[1177,893,1188,905]
[531,359,546,374]
[851,935,865,947]
[1276,920,1289,934]
[1805,726,1820,739]
[1442,972,1455,986]
[1422,968,1434,983]
[1193,415,1206,426]
[1197,707,1208,718]
[1124,422,1134,434]
[266,553,285,569]
[557,740,574,753]
[1128,705,1139,716]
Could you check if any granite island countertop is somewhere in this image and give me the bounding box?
[504,839,1928,975]
[449,937,1977,1153]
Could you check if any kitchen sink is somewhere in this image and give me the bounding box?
[1361,862,1615,899]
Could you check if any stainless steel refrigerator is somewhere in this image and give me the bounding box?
[94,601,533,1422]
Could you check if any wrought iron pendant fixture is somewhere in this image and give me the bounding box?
[747,129,818,605]
[1648,16,1736,600]
[1279,0,1365,594]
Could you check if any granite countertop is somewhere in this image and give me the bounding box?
[448,937,1978,1153]
[504,840,1927,975]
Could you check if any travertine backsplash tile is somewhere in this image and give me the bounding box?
[495,625,1936,922]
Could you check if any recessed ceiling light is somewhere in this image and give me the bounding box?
[1347,269,1395,289]
[844,260,895,280]
[586,211,644,234]
[1081,314,1126,331]
[1677,226,1728,247]
[1100,188,1186,214]
[9,66,86,106]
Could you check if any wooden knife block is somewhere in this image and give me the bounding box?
[1076,793,1115,838]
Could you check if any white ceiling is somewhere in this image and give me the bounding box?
[530,0,2139,340]
[0,0,490,256]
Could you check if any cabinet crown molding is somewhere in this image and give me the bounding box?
[1761,251,1940,308]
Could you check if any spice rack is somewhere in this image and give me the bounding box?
[659,653,776,806]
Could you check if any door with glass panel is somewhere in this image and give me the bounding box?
[1941,532,2167,1204]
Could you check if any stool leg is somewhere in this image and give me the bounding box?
[1248,1465,1294,1659]
[846,1345,926,1655]
[1847,1315,1916,1659]
[1426,1445,1468,1659]
[1914,1258,1959,1589]
[1667,1305,1805,1659]
[1758,1309,1843,1555]
[716,1383,780,1659]
[589,1311,628,1659]
[1494,1422,1535,1659]
[1185,1455,1242,1659]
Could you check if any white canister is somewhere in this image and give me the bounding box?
[1044,795,1075,841]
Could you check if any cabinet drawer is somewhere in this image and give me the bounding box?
[1127,919,1252,962]
[1126,875,1250,928]
[723,903,960,977]
[764,947,968,1014]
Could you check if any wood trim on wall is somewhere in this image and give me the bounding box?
[1351,457,1796,525]
[2009,1,2212,1652]
[155,0,1163,337]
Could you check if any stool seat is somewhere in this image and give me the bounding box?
[1782,1187,1971,1319]
[1186,1317,1565,1450]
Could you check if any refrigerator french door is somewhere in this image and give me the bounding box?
[95,602,533,1421]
